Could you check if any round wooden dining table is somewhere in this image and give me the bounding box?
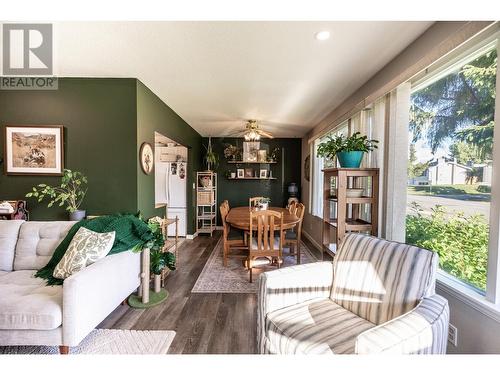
[225,206,300,231]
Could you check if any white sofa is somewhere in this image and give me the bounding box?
[0,220,141,353]
[258,233,450,354]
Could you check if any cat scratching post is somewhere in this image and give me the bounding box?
[141,248,150,304]
[128,246,169,309]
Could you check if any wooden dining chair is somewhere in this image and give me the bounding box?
[249,196,265,209]
[220,201,246,267]
[284,202,305,264]
[248,209,284,283]
[287,200,297,215]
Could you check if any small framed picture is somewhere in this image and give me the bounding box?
[257,150,267,162]
[259,169,267,178]
[244,168,253,178]
[237,169,244,178]
[4,125,64,175]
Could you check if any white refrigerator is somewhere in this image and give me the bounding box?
[155,158,187,237]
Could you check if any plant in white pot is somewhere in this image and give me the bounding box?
[257,197,271,211]
[316,132,378,168]
[26,169,88,221]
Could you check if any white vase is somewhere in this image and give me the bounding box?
[69,210,86,221]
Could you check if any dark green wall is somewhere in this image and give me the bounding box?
[0,78,138,219]
[205,137,302,223]
[136,81,202,234]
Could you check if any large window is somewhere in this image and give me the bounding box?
[406,44,497,292]
[311,123,349,218]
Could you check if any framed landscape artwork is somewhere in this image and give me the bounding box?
[4,125,64,175]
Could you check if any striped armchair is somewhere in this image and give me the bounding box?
[257,233,449,354]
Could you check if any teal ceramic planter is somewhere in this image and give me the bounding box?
[337,151,364,168]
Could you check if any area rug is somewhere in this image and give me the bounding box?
[191,237,318,293]
[0,329,176,354]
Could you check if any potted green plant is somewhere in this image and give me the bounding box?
[135,217,176,293]
[316,132,378,168]
[204,137,219,171]
[257,197,271,211]
[26,169,88,221]
[150,250,176,292]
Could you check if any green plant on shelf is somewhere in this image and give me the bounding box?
[316,132,378,161]
[204,137,219,171]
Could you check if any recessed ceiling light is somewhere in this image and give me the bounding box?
[315,31,330,41]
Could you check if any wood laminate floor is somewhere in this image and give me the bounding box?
[98,230,324,354]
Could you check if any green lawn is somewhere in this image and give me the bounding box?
[408,184,491,197]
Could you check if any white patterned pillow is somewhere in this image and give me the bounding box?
[53,227,116,279]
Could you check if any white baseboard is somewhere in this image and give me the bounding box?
[186,232,198,240]
[302,230,322,252]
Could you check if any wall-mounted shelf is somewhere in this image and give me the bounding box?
[227,161,277,164]
[227,177,277,180]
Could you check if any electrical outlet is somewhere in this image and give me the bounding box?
[448,324,458,346]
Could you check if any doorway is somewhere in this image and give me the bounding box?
[155,131,188,237]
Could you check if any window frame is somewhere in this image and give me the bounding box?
[408,36,500,305]
[310,122,350,219]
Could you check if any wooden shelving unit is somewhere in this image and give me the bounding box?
[322,168,379,257]
[196,171,217,236]
[160,215,179,286]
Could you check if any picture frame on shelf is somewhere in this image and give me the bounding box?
[4,125,64,176]
[243,141,259,162]
[237,169,244,179]
[259,169,267,178]
[244,168,253,178]
[257,150,267,162]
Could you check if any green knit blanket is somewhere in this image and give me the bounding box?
[35,214,153,285]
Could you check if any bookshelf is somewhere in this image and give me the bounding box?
[322,168,379,257]
[196,171,217,236]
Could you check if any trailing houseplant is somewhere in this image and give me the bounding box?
[316,132,378,168]
[204,137,219,171]
[25,169,88,220]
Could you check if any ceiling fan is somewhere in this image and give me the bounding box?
[230,120,274,141]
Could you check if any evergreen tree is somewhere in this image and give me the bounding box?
[410,48,496,160]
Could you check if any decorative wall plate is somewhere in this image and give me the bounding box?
[140,142,154,175]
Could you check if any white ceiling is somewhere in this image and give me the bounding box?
[54,21,433,137]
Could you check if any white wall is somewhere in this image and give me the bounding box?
[437,286,500,353]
